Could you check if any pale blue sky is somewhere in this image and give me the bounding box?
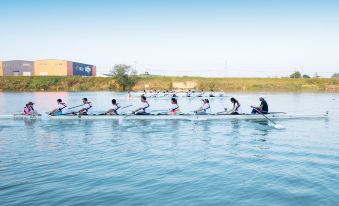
[1,0,338,77]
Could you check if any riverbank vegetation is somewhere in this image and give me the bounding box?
[0,76,339,92]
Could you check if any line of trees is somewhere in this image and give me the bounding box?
[290,72,339,79]
[289,71,321,79]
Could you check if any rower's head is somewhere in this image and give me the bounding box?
[112,99,117,104]
[230,97,236,103]
[171,98,177,104]
[141,95,147,102]
[204,99,209,103]
[82,98,88,104]
[259,97,264,101]
[57,99,62,103]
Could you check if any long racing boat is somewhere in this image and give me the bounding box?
[0,112,329,121]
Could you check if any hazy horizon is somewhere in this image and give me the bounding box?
[1,0,338,77]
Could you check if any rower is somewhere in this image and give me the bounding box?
[219,90,225,97]
[194,99,210,115]
[105,99,120,115]
[50,99,68,116]
[132,95,151,115]
[197,90,204,97]
[186,90,192,97]
[169,98,180,115]
[251,97,269,114]
[78,98,93,115]
[23,101,39,116]
[227,97,240,115]
[209,90,215,97]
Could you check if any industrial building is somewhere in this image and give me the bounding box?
[0,61,2,76]
[0,59,96,77]
[70,62,96,76]
[1,60,34,76]
[34,60,70,76]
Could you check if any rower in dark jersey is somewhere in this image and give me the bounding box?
[251,97,269,114]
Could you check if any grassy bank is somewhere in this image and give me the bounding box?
[0,76,339,92]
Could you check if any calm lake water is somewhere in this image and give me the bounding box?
[0,92,338,206]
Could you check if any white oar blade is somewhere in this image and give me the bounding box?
[270,123,285,129]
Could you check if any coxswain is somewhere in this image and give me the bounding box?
[132,95,151,115]
[251,97,269,114]
[49,99,68,115]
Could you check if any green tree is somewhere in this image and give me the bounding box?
[302,74,311,78]
[290,71,302,78]
[110,64,139,91]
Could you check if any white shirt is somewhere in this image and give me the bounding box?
[141,102,151,113]
[112,104,119,110]
[169,104,179,111]
[202,103,211,113]
[82,102,93,114]
[112,104,120,114]
[56,103,68,114]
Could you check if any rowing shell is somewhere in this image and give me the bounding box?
[0,113,329,121]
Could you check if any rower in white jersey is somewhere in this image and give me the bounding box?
[49,99,68,115]
[209,90,215,97]
[194,99,211,115]
[186,90,192,97]
[132,95,151,115]
[104,99,120,115]
[78,98,93,115]
[169,98,180,115]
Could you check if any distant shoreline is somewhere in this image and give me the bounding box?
[0,76,338,92]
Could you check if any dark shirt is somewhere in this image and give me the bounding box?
[260,100,268,112]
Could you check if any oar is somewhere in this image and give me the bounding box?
[252,107,276,124]
[98,105,133,115]
[68,104,84,110]
[252,107,285,129]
